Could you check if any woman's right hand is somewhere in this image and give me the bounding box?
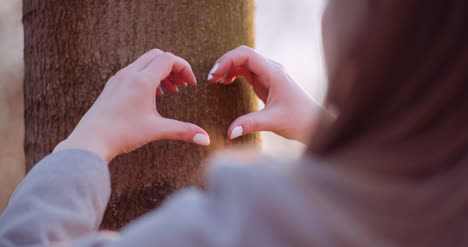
[207,46,325,144]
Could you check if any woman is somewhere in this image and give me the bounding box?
[1,0,468,246]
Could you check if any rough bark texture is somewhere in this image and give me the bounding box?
[23,0,258,230]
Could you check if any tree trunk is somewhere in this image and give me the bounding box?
[23,0,259,230]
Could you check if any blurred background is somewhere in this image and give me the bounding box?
[0,0,24,213]
[0,0,326,210]
[256,0,327,157]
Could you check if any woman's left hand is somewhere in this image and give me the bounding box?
[54,49,210,162]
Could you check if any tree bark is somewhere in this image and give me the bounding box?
[23,0,258,230]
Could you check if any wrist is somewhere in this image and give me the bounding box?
[292,96,324,144]
[53,132,113,162]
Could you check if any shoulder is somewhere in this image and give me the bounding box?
[147,152,371,246]
[123,153,294,246]
[198,150,318,225]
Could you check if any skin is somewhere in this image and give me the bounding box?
[54,46,320,162]
[54,49,208,162]
[55,0,363,162]
[207,46,321,143]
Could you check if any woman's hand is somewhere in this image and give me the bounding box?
[54,49,210,162]
[207,46,324,144]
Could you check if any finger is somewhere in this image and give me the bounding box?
[126,49,164,72]
[220,67,255,85]
[215,66,268,102]
[161,77,178,93]
[227,109,274,139]
[218,66,269,102]
[251,81,269,103]
[207,46,270,83]
[141,52,197,87]
[156,87,164,96]
[222,73,237,85]
[171,72,189,87]
[155,118,210,146]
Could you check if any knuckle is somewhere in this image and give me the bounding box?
[242,117,261,133]
[237,45,250,51]
[158,52,177,64]
[271,60,284,69]
[176,124,196,140]
[163,52,175,59]
[114,70,130,81]
[134,74,151,85]
[269,60,288,75]
[150,48,162,53]
[148,48,163,56]
[238,45,255,54]
[274,62,287,72]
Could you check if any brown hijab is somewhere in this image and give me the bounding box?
[308,1,468,178]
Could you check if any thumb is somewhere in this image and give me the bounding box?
[228,109,274,139]
[155,118,211,146]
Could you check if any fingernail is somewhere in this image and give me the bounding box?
[184,82,188,87]
[207,63,219,80]
[193,133,210,146]
[230,126,243,139]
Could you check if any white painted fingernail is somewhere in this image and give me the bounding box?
[230,126,243,139]
[193,134,210,146]
[184,82,188,87]
[207,63,219,80]
[209,63,219,74]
